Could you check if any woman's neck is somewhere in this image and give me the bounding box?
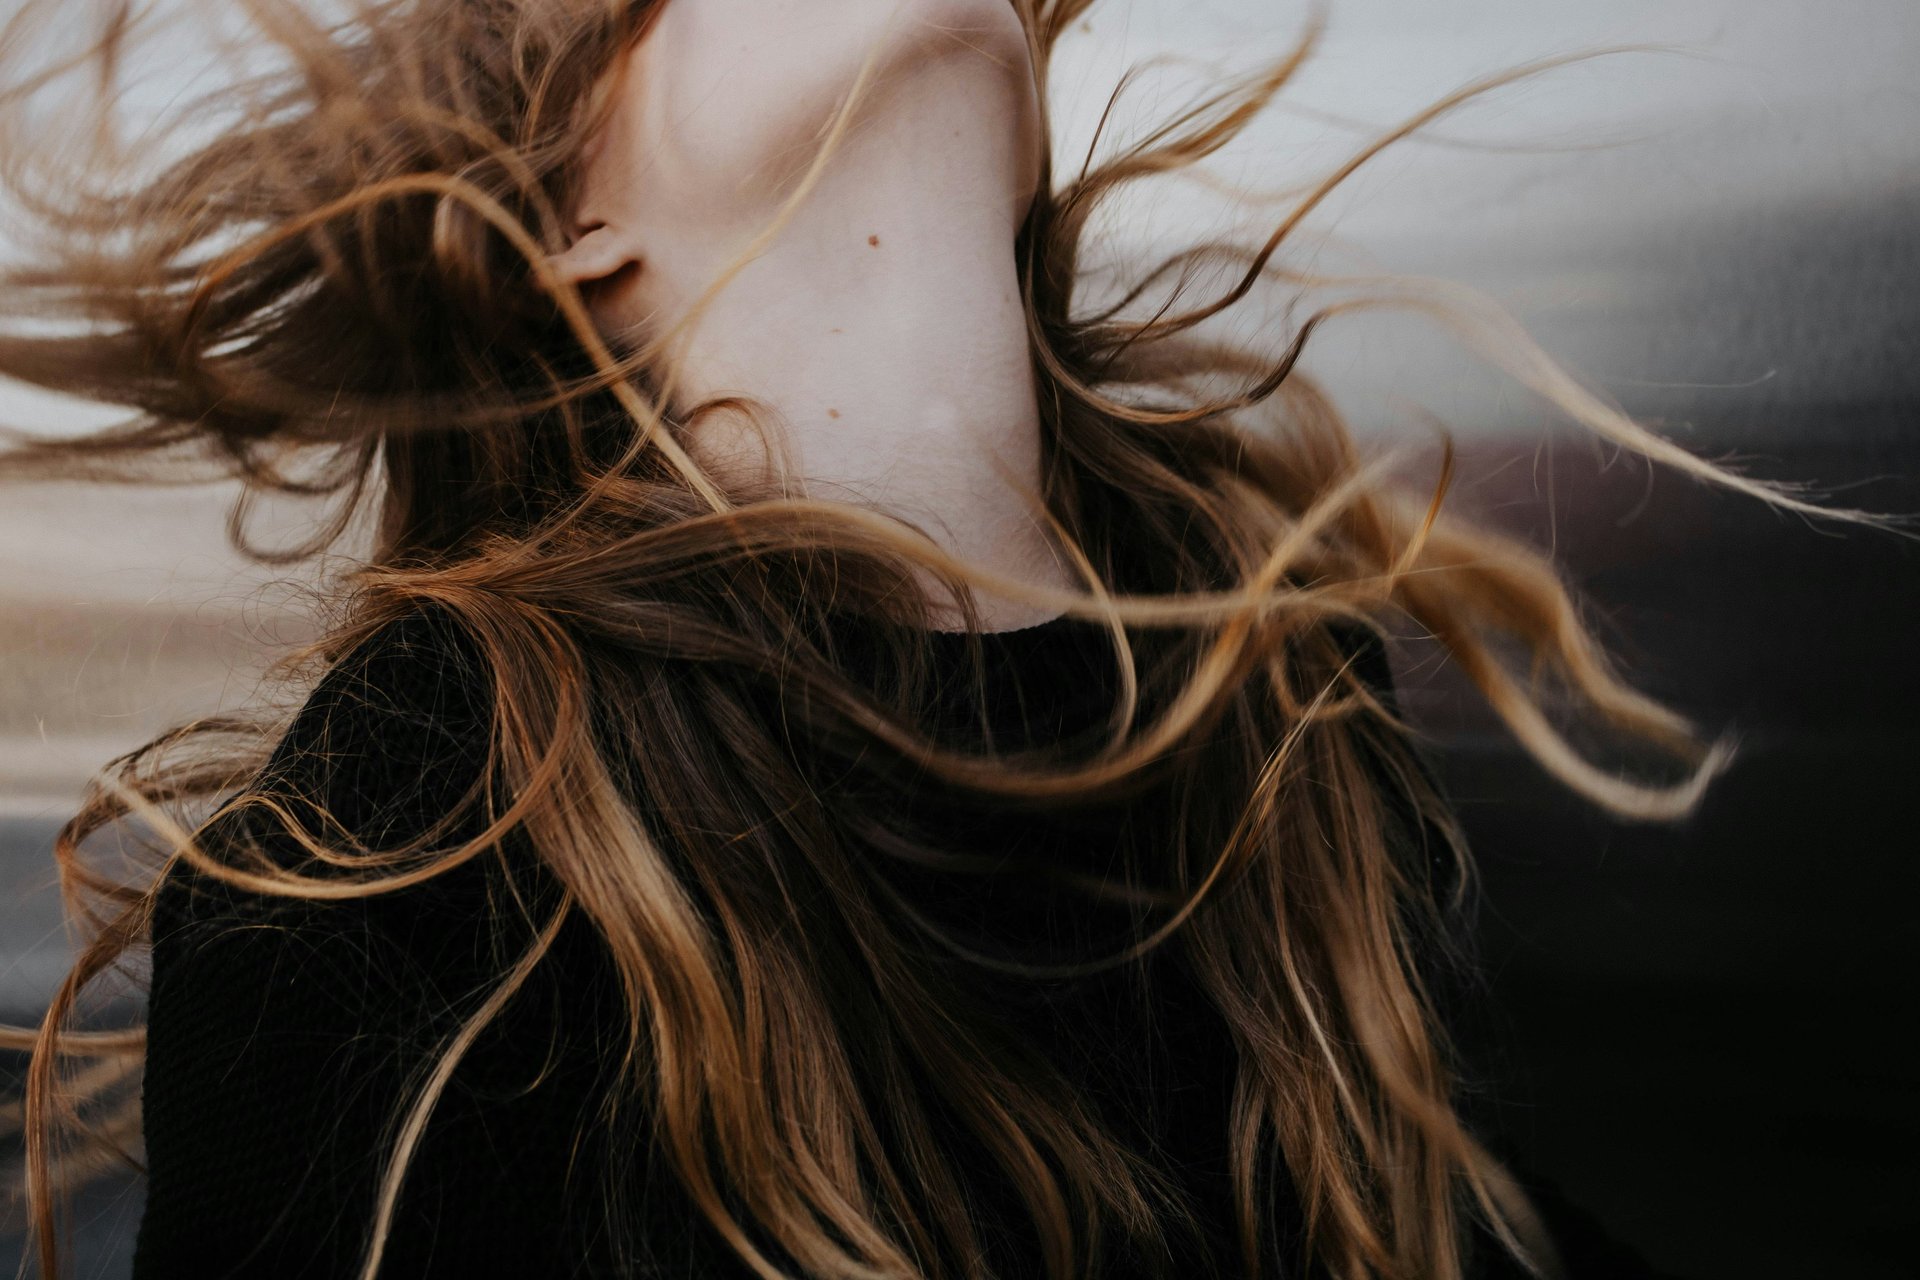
[675,188,1070,630]
[588,0,1076,630]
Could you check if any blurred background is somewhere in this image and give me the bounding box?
[3,0,1916,1275]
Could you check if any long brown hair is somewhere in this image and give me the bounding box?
[0,2,1888,1278]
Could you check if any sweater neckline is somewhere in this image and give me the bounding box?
[922,610,1121,747]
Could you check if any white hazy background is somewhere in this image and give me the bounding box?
[2,0,1916,812]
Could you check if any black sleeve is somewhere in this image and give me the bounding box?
[131,608,631,1280]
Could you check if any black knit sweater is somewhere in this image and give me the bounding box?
[132,607,1667,1279]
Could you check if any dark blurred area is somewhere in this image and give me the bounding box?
[1406,424,1917,1280]
[1386,171,1919,1280]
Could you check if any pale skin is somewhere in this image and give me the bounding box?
[551,0,1081,631]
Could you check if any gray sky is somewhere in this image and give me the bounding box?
[1048,0,1919,433]
[1058,0,1918,233]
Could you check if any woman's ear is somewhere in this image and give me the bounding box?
[547,223,641,287]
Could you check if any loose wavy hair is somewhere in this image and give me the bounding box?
[0,1,1885,1278]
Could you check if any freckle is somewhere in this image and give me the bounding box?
[827,408,841,419]
[867,234,880,247]
[829,327,843,334]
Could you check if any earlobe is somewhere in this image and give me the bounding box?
[547,224,640,287]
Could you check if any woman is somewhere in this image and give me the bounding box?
[1,1,1875,1277]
